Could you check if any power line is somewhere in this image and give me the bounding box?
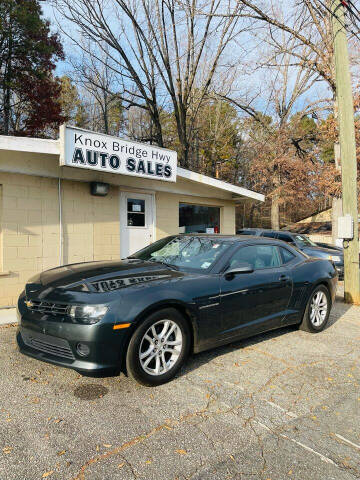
[317,0,360,41]
[344,1,360,31]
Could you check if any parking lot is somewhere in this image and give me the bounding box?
[1,288,359,480]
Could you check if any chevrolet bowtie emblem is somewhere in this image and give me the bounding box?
[25,300,34,308]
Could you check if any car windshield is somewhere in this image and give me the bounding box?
[294,234,317,247]
[129,236,231,271]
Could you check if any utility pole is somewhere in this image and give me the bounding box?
[331,0,360,304]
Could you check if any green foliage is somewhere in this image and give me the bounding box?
[0,0,65,136]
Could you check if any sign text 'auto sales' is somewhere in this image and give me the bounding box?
[60,125,177,182]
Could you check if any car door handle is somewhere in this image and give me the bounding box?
[279,274,290,282]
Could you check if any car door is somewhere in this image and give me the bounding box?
[219,243,293,340]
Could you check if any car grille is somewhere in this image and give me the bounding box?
[26,299,70,316]
[21,331,75,360]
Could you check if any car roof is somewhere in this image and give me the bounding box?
[178,233,289,243]
[237,227,263,230]
[238,229,304,236]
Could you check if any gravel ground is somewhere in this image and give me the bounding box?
[0,284,359,480]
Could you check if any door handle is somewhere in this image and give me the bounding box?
[279,274,290,282]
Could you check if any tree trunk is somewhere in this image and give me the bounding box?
[271,193,280,229]
[3,37,12,135]
[248,203,256,227]
[103,91,109,134]
[271,168,281,229]
[151,109,164,147]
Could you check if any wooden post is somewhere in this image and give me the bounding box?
[332,0,360,304]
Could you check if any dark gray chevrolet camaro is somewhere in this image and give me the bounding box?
[17,235,337,386]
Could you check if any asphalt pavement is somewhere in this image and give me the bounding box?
[0,288,359,480]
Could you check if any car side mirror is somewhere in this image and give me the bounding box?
[225,263,254,278]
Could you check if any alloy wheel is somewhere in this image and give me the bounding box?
[139,320,183,376]
[309,290,328,327]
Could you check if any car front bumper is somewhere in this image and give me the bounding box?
[334,263,344,280]
[17,312,129,376]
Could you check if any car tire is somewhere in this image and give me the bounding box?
[126,308,191,386]
[299,285,331,333]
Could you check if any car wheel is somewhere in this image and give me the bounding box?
[299,285,331,333]
[126,308,190,386]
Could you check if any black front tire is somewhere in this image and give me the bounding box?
[299,285,331,333]
[126,308,190,386]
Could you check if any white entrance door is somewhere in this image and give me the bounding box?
[120,192,154,258]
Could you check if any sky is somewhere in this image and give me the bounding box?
[41,0,332,121]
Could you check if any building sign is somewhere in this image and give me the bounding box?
[59,125,177,182]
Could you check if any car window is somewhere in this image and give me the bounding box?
[229,245,282,270]
[130,236,231,271]
[294,234,317,247]
[237,230,255,235]
[279,247,296,264]
[277,233,294,243]
[261,232,277,238]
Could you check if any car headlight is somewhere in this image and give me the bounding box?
[328,255,341,262]
[69,305,108,324]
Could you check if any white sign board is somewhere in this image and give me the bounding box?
[60,125,177,182]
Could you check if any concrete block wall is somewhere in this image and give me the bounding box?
[0,173,120,307]
[61,180,119,264]
[0,173,236,307]
[0,173,60,306]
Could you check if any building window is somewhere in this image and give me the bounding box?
[179,203,220,234]
[127,198,145,227]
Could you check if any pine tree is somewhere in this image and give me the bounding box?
[0,0,65,136]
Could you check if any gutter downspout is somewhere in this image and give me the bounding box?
[58,177,63,265]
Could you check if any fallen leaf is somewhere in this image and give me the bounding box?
[96,445,100,452]
[2,446,12,454]
[145,460,152,464]
[234,362,239,367]
[327,377,333,382]
[229,455,235,462]
[175,449,187,455]
[205,393,211,399]
[42,471,54,478]
[118,463,125,469]
[54,419,62,424]
[103,444,112,448]
[288,470,293,475]
[57,450,66,456]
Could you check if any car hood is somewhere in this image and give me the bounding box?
[301,246,343,258]
[25,259,182,297]
[317,243,343,252]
